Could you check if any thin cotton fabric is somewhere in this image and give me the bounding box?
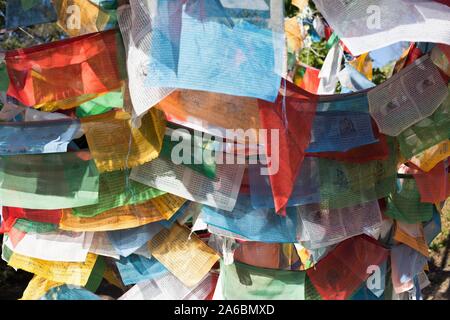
[258,81,318,213]
[107,222,163,257]
[307,121,389,163]
[71,170,165,217]
[0,151,99,209]
[297,200,382,249]
[312,0,450,56]
[59,193,186,232]
[409,140,450,172]
[306,111,377,153]
[406,161,449,203]
[160,128,217,179]
[42,285,101,300]
[0,118,80,155]
[5,0,57,29]
[115,255,168,286]
[145,0,285,102]
[397,90,450,159]
[76,90,123,118]
[1,207,62,233]
[220,260,306,300]
[80,109,166,172]
[250,139,397,210]
[157,89,261,137]
[117,1,174,116]
[6,30,125,110]
[368,56,448,136]
[201,194,299,243]
[385,177,435,223]
[13,219,58,234]
[306,235,389,300]
[53,0,117,37]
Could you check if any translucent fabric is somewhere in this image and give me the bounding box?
[13,219,58,234]
[59,193,185,232]
[71,170,165,218]
[312,0,450,56]
[424,207,442,245]
[220,260,306,300]
[119,271,215,300]
[385,178,434,224]
[233,242,303,271]
[307,121,390,164]
[8,252,98,286]
[201,195,299,243]
[1,207,62,233]
[80,109,166,172]
[0,118,80,155]
[391,244,428,294]
[350,284,384,301]
[368,56,448,136]
[130,157,245,212]
[398,90,450,159]
[394,221,429,257]
[5,0,57,29]
[5,30,125,110]
[306,111,377,153]
[20,275,62,300]
[76,90,123,118]
[42,285,101,300]
[107,222,163,257]
[52,0,117,37]
[306,235,389,300]
[408,161,449,203]
[409,140,450,172]
[145,0,284,102]
[149,223,219,287]
[294,65,320,94]
[258,81,318,213]
[0,151,99,209]
[117,1,174,116]
[8,230,93,263]
[250,139,397,210]
[157,89,261,137]
[160,127,217,179]
[316,150,397,209]
[297,201,382,249]
[115,254,168,286]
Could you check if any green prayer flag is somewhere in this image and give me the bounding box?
[71,169,165,218]
[220,260,306,300]
[13,219,58,234]
[0,152,99,209]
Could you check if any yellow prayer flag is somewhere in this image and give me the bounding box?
[52,0,112,37]
[285,17,303,53]
[59,194,186,232]
[81,109,166,173]
[8,252,97,287]
[393,223,429,258]
[350,52,373,81]
[20,275,62,300]
[409,140,450,172]
[149,223,219,288]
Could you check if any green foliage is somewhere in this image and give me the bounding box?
[0,0,66,50]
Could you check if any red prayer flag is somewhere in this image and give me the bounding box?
[6,30,124,110]
[258,80,318,214]
[307,235,389,300]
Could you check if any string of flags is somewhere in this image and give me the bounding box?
[0,0,449,300]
